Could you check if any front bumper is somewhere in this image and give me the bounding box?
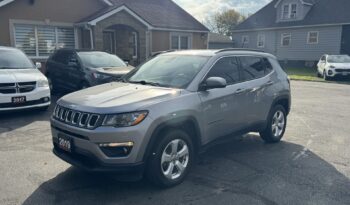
[52,145,145,175]
[0,87,50,111]
[51,115,154,171]
[327,69,350,77]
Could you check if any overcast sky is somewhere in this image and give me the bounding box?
[173,0,271,22]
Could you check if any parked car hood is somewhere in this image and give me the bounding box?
[329,63,350,68]
[95,66,134,77]
[0,69,47,83]
[58,82,181,113]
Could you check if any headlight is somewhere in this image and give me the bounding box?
[37,79,49,87]
[102,111,148,127]
[92,72,108,79]
[330,65,336,69]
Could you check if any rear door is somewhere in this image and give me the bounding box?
[237,56,275,126]
[198,56,246,143]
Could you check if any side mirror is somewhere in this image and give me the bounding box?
[199,77,227,91]
[124,61,129,66]
[35,62,42,69]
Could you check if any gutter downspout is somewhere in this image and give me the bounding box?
[88,26,94,50]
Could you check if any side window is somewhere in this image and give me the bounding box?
[320,56,326,62]
[206,57,241,85]
[263,58,273,74]
[239,56,265,81]
[52,50,72,66]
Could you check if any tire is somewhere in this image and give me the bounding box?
[316,71,321,78]
[260,105,287,143]
[323,70,330,81]
[146,129,194,188]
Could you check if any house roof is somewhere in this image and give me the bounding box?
[79,0,209,31]
[234,0,350,31]
[208,33,232,43]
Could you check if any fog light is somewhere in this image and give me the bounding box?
[99,142,134,157]
[328,70,333,75]
[43,97,50,102]
[99,142,134,148]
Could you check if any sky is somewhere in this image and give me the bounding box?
[173,0,271,22]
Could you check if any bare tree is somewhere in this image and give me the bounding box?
[204,9,246,36]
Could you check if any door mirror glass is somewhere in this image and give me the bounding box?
[200,77,227,91]
[35,62,42,69]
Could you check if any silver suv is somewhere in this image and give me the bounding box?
[51,49,291,187]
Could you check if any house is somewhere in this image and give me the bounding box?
[0,0,209,68]
[208,33,233,49]
[232,0,350,67]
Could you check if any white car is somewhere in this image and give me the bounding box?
[0,46,50,111]
[317,54,350,80]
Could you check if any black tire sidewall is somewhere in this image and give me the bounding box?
[146,129,194,188]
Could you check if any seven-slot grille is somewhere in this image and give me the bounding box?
[53,105,102,129]
[335,68,350,72]
[0,82,36,94]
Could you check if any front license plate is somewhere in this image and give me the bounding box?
[12,96,26,104]
[58,135,73,152]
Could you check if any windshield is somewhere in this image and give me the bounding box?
[328,55,350,63]
[0,49,34,69]
[78,52,126,68]
[126,55,210,89]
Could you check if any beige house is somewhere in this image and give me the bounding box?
[0,0,209,67]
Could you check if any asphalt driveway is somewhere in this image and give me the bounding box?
[0,80,349,205]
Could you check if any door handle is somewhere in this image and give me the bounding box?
[234,88,247,94]
[265,81,274,86]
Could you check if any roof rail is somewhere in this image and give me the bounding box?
[215,48,266,53]
[151,50,177,57]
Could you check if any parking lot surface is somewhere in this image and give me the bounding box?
[0,80,350,205]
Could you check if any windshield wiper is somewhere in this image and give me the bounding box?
[128,80,163,87]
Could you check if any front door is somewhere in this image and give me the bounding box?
[198,56,245,144]
[103,31,114,54]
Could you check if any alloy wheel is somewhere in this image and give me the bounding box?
[161,139,189,180]
[272,110,285,138]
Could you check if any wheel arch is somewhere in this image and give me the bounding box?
[143,116,202,162]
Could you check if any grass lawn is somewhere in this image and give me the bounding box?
[283,67,350,84]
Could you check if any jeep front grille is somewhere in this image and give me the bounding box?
[53,105,102,129]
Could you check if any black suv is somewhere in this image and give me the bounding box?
[46,49,133,93]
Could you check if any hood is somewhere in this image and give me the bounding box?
[58,82,181,113]
[0,69,47,83]
[95,66,134,77]
[329,63,350,68]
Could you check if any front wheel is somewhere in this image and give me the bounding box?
[260,105,287,143]
[323,70,330,81]
[146,129,194,188]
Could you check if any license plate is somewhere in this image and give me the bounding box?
[58,135,73,152]
[12,96,26,104]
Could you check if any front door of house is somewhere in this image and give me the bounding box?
[103,31,114,54]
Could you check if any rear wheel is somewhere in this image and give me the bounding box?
[146,129,194,188]
[260,105,287,143]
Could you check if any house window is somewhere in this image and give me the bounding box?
[290,4,297,19]
[14,24,75,58]
[282,4,297,19]
[282,5,290,19]
[242,35,249,45]
[171,33,191,50]
[131,32,138,58]
[308,31,319,44]
[257,34,265,48]
[281,33,291,46]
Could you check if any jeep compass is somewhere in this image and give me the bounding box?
[51,49,291,187]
